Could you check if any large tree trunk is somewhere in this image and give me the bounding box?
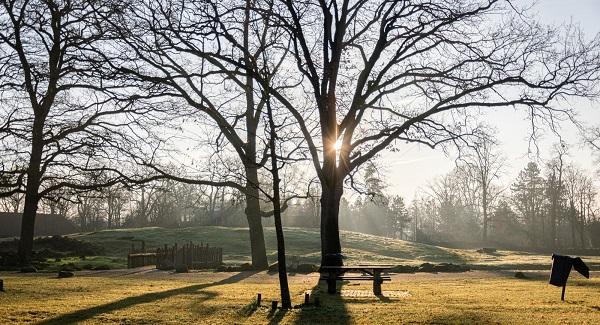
[245,167,268,270]
[241,0,268,270]
[319,85,345,266]
[320,174,343,266]
[18,119,44,266]
[18,186,40,266]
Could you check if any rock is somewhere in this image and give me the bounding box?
[433,263,470,273]
[391,265,418,273]
[157,261,174,270]
[239,263,254,271]
[215,265,229,272]
[417,263,435,272]
[20,265,37,273]
[514,272,527,279]
[175,264,189,273]
[476,248,497,254]
[58,270,74,278]
[268,262,279,272]
[296,264,318,274]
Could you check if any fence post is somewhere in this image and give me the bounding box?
[174,243,178,266]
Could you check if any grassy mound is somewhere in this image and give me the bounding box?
[67,226,600,270]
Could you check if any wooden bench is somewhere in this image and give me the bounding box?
[319,265,393,295]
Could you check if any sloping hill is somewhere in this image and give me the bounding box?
[69,226,600,270]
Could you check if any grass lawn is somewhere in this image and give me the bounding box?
[63,226,600,270]
[0,270,598,324]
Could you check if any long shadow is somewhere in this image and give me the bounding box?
[37,271,259,325]
[292,276,351,325]
[268,307,289,325]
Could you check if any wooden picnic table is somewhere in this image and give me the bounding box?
[319,264,394,295]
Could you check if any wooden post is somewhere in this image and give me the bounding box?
[155,248,160,268]
[304,293,310,305]
[174,243,178,265]
[373,270,382,296]
[256,293,261,306]
[561,285,566,301]
[271,301,278,310]
[327,271,336,294]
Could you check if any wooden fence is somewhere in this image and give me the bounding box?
[156,242,223,270]
[127,252,157,268]
[127,241,223,270]
[127,240,157,268]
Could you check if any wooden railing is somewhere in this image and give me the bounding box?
[127,240,156,268]
[156,242,223,270]
[127,241,223,270]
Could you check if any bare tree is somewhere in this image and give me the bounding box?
[458,134,505,242]
[264,84,292,309]
[563,164,596,248]
[546,144,567,248]
[104,185,129,229]
[0,193,23,213]
[0,0,163,265]
[106,0,304,269]
[249,0,600,265]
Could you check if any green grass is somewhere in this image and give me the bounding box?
[66,226,600,270]
[0,271,598,324]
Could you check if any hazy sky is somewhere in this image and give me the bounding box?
[383,0,600,201]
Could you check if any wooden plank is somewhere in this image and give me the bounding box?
[320,264,395,267]
[320,276,391,281]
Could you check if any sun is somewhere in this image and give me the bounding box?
[334,139,343,151]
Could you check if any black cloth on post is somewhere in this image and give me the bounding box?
[572,257,590,279]
[549,254,590,287]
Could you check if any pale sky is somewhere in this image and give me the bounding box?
[383,0,600,201]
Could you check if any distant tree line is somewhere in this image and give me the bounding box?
[411,149,599,250]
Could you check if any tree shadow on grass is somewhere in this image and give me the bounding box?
[37,271,259,325]
[267,307,289,325]
[292,278,351,325]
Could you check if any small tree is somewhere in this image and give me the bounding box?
[511,162,546,248]
[387,195,410,239]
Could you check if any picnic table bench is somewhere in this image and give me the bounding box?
[319,265,393,295]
